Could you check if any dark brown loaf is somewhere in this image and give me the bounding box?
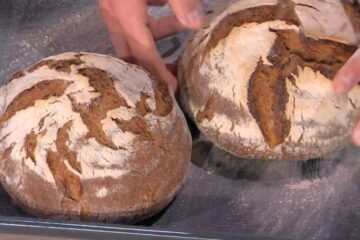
[179,0,360,160]
[0,52,192,223]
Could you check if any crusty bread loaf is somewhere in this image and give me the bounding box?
[0,52,192,223]
[179,0,360,160]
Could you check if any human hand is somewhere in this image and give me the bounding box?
[333,48,360,145]
[99,0,204,91]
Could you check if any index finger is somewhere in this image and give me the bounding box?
[99,0,134,59]
[122,4,178,90]
[126,30,178,90]
[333,48,360,93]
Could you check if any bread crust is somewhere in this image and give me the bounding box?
[0,52,192,223]
[179,0,360,160]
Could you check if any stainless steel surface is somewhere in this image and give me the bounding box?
[0,216,285,240]
[0,234,78,240]
[1,1,360,240]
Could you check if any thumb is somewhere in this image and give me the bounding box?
[168,0,204,29]
[333,48,360,94]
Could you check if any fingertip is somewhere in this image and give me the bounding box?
[147,61,178,92]
[332,58,359,94]
[169,81,178,92]
[162,69,178,92]
[185,10,204,29]
[170,0,204,30]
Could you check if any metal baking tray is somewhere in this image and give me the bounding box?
[1,0,360,239]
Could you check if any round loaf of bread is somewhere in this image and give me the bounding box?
[0,52,192,223]
[179,0,360,160]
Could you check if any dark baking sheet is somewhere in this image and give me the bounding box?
[1,0,360,239]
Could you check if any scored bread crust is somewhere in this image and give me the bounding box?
[342,0,360,42]
[179,0,360,160]
[0,52,192,223]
